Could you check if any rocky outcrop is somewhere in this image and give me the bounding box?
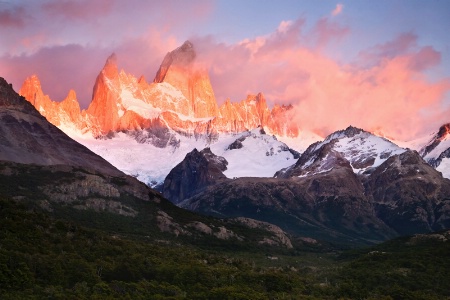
[420,123,450,158]
[154,40,219,118]
[364,150,450,235]
[86,53,122,134]
[20,75,84,130]
[234,217,293,248]
[181,168,395,245]
[156,210,190,236]
[419,123,450,172]
[163,148,229,204]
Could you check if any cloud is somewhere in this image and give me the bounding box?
[331,3,343,16]
[193,19,450,140]
[1,44,110,107]
[0,0,213,57]
[42,0,114,21]
[408,46,441,71]
[309,17,350,49]
[0,6,28,28]
[357,32,418,67]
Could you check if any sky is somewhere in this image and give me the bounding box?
[0,0,449,140]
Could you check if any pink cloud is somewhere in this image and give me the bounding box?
[0,6,28,28]
[1,44,110,108]
[331,4,343,16]
[408,46,441,71]
[357,33,418,64]
[193,19,449,141]
[309,17,350,49]
[42,0,114,20]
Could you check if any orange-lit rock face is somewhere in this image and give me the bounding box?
[214,93,272,133]
[269,104,299,137]
[20,75,51,111]
[19,75,82,128]
[20,42,299,138]
[154,40,219,118]
[86,53,121,134]
[437,124,450,141]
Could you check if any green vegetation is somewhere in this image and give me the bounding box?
[1,198,449,299]
[1,162,449,299]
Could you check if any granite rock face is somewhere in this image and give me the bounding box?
[163,147,228,204]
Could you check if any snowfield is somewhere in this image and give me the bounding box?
[71,128,303,188]
[60,122,450,188]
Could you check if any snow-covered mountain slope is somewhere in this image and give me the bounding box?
[276,126,406,178]
[73,127,300,188]
[74,132,206,188]
[436,158,450,178]
[210,128,298,178]
[417,124,450,179]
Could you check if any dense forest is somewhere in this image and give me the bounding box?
[1,197,449,299]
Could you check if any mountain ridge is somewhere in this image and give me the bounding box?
[170,127,450,244]
[20,41,298,139]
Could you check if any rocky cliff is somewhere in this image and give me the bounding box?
[163,148,228,204]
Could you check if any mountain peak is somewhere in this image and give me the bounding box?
[180,40,194,51]
[419,123,450,167]
[343,125,365,136]
[102,53,118,78]
[0,77,12,90]
[324,125,366,142]
[138,75,147,84]
[25,74,42,89]
[255,92,266,103]
[1,76,123,176]
[154,40,196,83]
[0,77,25,107]
[436,123,450,141]
[65,89,77,101]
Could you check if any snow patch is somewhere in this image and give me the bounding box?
[210,129,295,178]
[120,89,161,119]
[436,157,450,179]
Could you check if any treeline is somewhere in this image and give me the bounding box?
[1,198,449,299]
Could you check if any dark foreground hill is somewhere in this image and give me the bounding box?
[1,198,449,299]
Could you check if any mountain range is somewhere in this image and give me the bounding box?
[13,40,450,245]
[169,126,450,244]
